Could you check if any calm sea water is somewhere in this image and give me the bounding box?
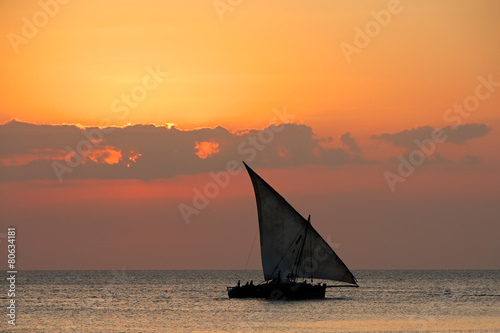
[2,270,499,332]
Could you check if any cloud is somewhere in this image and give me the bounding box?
[0,120,369,181]
[414,152,451,165]
[430,153,451,164]
[462,155,481,164]
[445,123,491,144]
[340,132,360,152]
[370,123,491,148]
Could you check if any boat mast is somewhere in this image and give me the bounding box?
[308,215,313,282]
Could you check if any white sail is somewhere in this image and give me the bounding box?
[244,162,357,285]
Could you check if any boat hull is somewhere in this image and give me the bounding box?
[227,282,326,300]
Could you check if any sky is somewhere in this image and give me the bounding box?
[0,0,499,270]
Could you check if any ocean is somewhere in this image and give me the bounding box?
[3,270,499,332]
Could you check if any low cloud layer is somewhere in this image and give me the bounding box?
[1,121,490,182]
[0,120,368,182]
[340,132,360,152]
[370,123,491,148]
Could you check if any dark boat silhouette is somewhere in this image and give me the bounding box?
[227,162,358,300]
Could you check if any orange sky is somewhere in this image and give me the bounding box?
[0,0,499,270]
[1,0,499,133]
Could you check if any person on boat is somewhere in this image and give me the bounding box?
[245,281,249,286]
[237,280,240,287]
[250,280,253,286]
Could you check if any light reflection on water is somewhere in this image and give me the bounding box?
[8,270,500,332]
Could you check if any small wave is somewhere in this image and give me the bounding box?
[324,296,352,301]
[213,297,229,301]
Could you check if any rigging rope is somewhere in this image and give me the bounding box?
[244,229,259,271]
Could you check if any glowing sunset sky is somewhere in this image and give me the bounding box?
[0,0,499,270]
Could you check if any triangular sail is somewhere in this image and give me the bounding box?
[244,162,357,285]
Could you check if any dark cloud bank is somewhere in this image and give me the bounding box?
[370,123,491,148]
[0,121,490,182]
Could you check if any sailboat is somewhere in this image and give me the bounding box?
[227,162,358,300]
